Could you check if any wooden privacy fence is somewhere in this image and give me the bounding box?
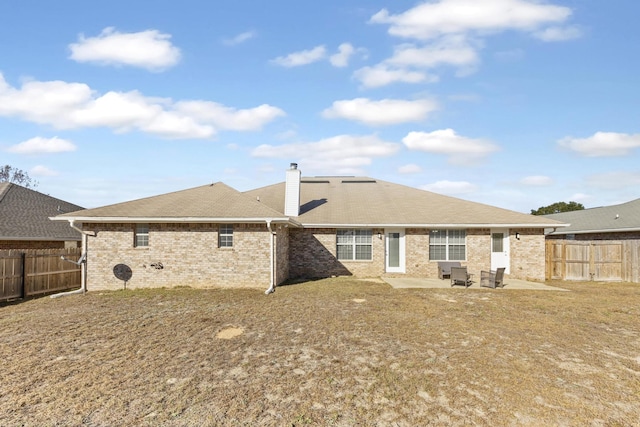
[0,248,82,301]
[546,240,640,283]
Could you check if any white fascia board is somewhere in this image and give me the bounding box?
[49,216,300,226]
[301,223,570,229]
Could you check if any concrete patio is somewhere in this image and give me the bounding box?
[382,276,569,291]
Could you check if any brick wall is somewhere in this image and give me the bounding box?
[274,225,290,285]
[288,227,547,282]
[82,224,547,290]
[289,228,386,279]
[401,229,501,279]
[84,223,273,291]
[509,228,546,281]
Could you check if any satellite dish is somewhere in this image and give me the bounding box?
[113,264,132,288]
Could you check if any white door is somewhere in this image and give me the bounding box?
[490,229,510,274]
[385,229,405,273]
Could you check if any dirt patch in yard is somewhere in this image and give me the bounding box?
[1,279,639,426]
[216,327,244,340]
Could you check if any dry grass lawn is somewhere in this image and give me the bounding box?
[1,278,639,426]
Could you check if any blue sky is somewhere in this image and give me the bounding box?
[1,0,639,213]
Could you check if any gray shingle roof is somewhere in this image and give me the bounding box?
[54,182,290,222]
[0,183,84,241]
[245,177,565,227]
[545,198,640,235]
[53,177,566,228]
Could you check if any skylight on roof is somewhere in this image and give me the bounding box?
[341,179,377,184]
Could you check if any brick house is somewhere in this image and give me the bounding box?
[0,182,83,250]
[545,198,640,240]
[52,164,565,292]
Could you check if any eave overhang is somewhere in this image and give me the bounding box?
[50,216,303,227]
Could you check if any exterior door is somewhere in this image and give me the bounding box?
[385,229,405,273]
[490,229,510,274]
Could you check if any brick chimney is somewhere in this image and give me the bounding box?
[284,163,301,216]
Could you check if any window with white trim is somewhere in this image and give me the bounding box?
[337,229,372,260]
[134,224,149,247]
[429,229,466,261]
[219,224,233,248]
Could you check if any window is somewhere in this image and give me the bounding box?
[135,224,149,247]
[337,229,372,260]
[429,229,466,261]
[219,224,233,248]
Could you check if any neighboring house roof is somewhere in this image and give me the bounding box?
[544,198,640,235]
[245,177,565,228]
[0,182,84,241]
[54,182,296,224]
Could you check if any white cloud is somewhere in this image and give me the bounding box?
[322,98,438,126]
[558,132,640,157]
[223,31,256,46]
[7,136,76,154]
[174,101,286,131]
[329,43,367,67]
[353,64,435,88]
[403,129,499,165]
[0,73,285,139]
[534,26,582,42]
[330,43,355,67]
[271,45,327,67]
[30,165,59,176]
[398,164,422,174]
[252,134,400,174]
[520,175,553,186]
[370,0,573,40]
[421,180,478,195]
[68,27,181,71]
[386,37,480,71]
[362,0,578,88]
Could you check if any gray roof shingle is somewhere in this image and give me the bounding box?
[54,182,290,222]
[545,198,640,234]
[0,183,84,241]
[53,177,566,228]
[245,177,565,227]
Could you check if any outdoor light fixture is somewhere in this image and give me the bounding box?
[378,232,382,239]
[515,232,520,240]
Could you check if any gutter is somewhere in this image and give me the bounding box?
[50,216,302,226]
[265,220,277,295]
[50,221,96,298]
[301,223,570,229]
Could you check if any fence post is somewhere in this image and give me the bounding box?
[20,252,26,299]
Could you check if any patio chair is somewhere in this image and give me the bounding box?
[480,267,506,289]
[438,261,461,279]
[450,266,472,288]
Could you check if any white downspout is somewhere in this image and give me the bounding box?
[265,220,277,294]
[51,220,94,298]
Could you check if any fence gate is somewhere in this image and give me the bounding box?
[1,248,81,301]
[546,240,625,282]
[1,251,24,300]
